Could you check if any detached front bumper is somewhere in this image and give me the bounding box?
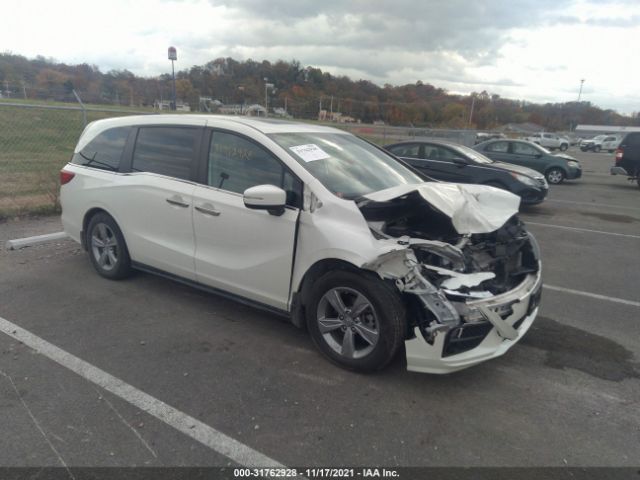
[405,269,542,374]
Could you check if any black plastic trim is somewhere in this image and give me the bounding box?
[131,261,291,319]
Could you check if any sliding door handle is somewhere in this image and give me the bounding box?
[166,197,190,208]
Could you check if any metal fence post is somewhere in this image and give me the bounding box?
[72,89,87,127]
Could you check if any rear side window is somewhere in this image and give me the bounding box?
[623,133,640,147]
[72,127,131,171]
[132,127,199,180]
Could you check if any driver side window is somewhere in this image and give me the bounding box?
[512,142,538,156]
[208,131,301,206]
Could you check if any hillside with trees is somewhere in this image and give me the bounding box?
[1,52,638,131]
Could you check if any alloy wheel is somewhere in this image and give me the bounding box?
[316,287,380,359]
[91,223,119,272]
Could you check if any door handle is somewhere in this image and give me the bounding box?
[166,197,190,208]
[195,204,221,216]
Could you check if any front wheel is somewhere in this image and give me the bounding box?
[560,144,568,151]
[86,213,132,280]
[546,167,565,184]
[594,145,602,153]
[306,271,405,372]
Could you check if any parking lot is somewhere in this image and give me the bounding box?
[0,148,638,469]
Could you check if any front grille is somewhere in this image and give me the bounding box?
[442,321,493,357]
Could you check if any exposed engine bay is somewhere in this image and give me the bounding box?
[357,188,542,366]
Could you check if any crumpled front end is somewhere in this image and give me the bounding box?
[359,184,542,374]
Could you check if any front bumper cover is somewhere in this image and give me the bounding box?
[405,269,542,374]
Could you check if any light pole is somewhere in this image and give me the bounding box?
[264,78,274,117]
[168,46,177,111]
[577,79,585,102]
[238,85,245,115]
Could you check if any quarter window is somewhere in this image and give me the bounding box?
[132,127,199,180]
[72,127,131,171]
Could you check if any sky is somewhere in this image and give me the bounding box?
[3,0,640,113]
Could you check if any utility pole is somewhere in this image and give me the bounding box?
[264,78,274,117]
[468,94,476,127]
[168,46,177,110]
[577,79,585,102]
[330,95,333,115]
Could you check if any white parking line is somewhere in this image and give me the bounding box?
[525,221,640,240]
[545,198,639,211]
[0,315,285,469]
[544,285,640,308]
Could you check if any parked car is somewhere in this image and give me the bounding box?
[611,132,640,188]
[580,135,622,153]
[474,139,582,184]
[60,115,542,374]
[384,140,548,205]
[525,133,569,151]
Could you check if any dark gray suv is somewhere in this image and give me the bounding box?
[611,132,640,188]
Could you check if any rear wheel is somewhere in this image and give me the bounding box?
[306,270,405,372]
[86,213,132,280]
[545,167,565,184]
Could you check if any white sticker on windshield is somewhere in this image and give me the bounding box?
[289,144,331,162]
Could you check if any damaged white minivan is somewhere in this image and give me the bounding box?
[60,115,542,374]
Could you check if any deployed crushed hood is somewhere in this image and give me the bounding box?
[362,183,520,234]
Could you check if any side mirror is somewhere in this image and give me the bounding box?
[243,184,287,216]
[452,157,468,167]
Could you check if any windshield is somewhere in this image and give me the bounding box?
[452,144,494,164]
[269,132,423,199]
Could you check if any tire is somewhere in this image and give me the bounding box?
[306,270,405,372]
[545,167,565,185]
[594,145,601,153]
[86,212,132,280]
[580,147,588,152]
[560,143,568,151]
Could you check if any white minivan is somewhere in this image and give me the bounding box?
[60,115,542,374]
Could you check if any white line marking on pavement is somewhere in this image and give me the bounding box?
[92,385,158,459]
[5,232,68,250]
[0,315,285,469]
[544,285,640,308]
[545,198,639,211]
[525,222,640,239]
[0,370,75,479]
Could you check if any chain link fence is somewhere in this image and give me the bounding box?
[0,101,156,217]
[0,100,479,218]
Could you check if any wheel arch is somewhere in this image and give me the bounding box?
[81,207,126,250]
[290,258,371,328]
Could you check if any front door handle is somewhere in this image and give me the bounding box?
[195,204,221,216]
[166,196,190,208]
